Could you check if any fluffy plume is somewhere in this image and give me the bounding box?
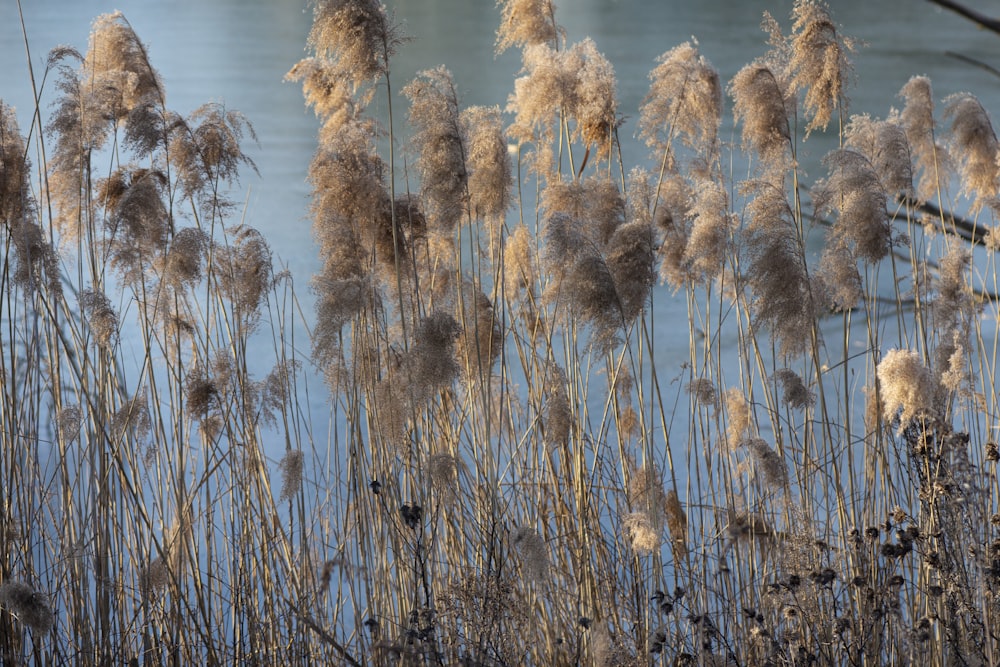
[899,76,952,202]
[943,92,1000,212]
[456,281,503,379]
[788,0,854,135]
[730,63,793,176]
[284,57,360,132]
[623,512,661,555]
[511,526,550,582]
[461,105,512,222]
[773,369,815,409]
[653,173,694,290]
[724,388,753,446]
[112,388,151,441]
[507,40,618,172]
[216,225,273,319]
[80,288,119,348]
[404,67,468,232]
[305,0,402,85]
[742,180,817,356]
[495,0,559,53]
[664,489,688,561]
[278,449,305,501]
[542,178,624,246]
[812,149,892,263]
[429,453,459,499]
[687,378,719,410]
[0,103,33,227]
[100,168,170,283]
[85,11,163,114]
[745,438,789,490]
[0,580,55,634]
[639,40,722,156]
[933,247,974,333]
[816,238,863,311]
[160,227,209,288]
[185,368,219,419]
[542,362,572,448]
[9,220,61,296]
[605,220,656,324]
[876,349,936,431]
[684,179,735,284]
[169,103,258,209]
[58,405,82,445]
[844,113,913,198]
[571,38,618,155]
[504,223,537,294]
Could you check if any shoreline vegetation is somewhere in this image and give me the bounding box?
[4,0,1000,664]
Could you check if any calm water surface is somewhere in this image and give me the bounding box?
[3,0,999,453]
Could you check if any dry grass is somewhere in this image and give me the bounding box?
[4,1,1000,665]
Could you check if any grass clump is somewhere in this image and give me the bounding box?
[4,0,1000,665]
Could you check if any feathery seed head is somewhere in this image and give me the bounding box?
[0,103,33,228]
[307,0,402,85]
[943,92,1000,212]
[688,378,720,410]
[404,67,467,232]
[462,105,512,222]
[161,227,209,288]
[788,0,854,135]
[86,12,162,112]
[495,0,559,53]
[730,63,793,174]
[876,349,935,432]
[10,220,61,296]
[58,406,82,445]
[665,489,688,560]
[571,38,618,154]
[278,449,305,502]
[0,581,54,634]
[684,179,735,284]
[745,438,789,489]
[899,76,952,202]
[511,526,550,582]
[844,113,913,197]
[773,369,815,409]
[80,289,119,348]
[606,219,656,323]
[216,225,273,319]
[724,388,753,447]
[640,40,722,155]
[624,512,661,554]
[812,148,892,263]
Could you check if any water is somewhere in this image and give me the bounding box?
[3,0,1000,455]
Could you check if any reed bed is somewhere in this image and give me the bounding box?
[3,1,1000,665]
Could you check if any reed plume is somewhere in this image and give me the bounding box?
[278,449,305,501]
[9,219,61,296]
[0,581,54,634]
[684,178,734,285]
[844,113,913,198]
[788,0,854,135]
[876,349,936,432]
[0,103,32,228]
[639,40,722,157]
[813,148,893,264]
[80,288,119,348]
[511,526,550,582]
[495,0,559,53]
[404,67,468,233]
[730,62,793,177]
[305,0,403,86]
[605,219,656,324]
[942,92,1000,213]
[899,75,952,203]
[461,105,512,223]
[742,180,817,356]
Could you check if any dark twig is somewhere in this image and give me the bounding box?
[927,0,1000,35]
